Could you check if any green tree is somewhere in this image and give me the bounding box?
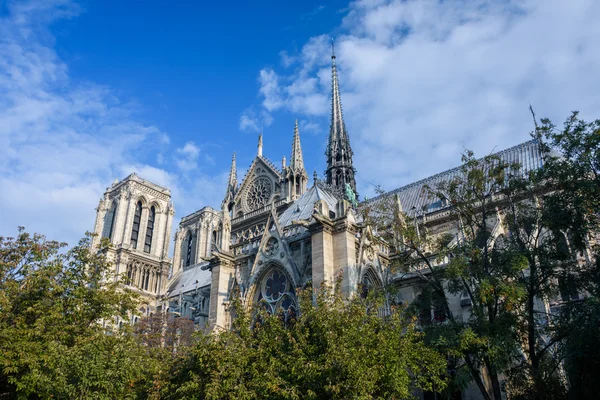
[0,228,161,399]
[165,285,448,400]
[363,152,523,400]
[533,111,600,399]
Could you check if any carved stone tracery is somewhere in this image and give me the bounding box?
[244,177,272,211]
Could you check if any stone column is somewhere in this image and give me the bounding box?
[172,230,183,277]
[310,222,335,292]
[162,205,175,259]
[153,209,165,258]
[120,193,135,248]
[195,222,204,262]
[207,254,234,331]
[92,198,107,250]
[112,190,129,247]
[333,220,357,297]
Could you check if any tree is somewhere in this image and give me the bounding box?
[164,285,448,400]
[362,110,600,400]
[0,228,160,399]
[363,152,524,400]
[533,111,600,399]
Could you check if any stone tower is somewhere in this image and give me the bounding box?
[92,173,174,320]
[325,43,357,197]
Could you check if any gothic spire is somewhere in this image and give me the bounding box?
[326,40,357,197]
[228,152,237,188]
[222,152,237,210]
[290,119,305,172]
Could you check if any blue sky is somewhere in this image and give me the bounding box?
[1,0,599,247]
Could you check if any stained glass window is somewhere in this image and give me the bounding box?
[256,269,297,325]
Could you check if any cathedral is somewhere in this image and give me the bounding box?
[90,49,543,336]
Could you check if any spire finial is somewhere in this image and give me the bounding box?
[313,170,318,185]
[331,38,335,60]
[257,133,263,157]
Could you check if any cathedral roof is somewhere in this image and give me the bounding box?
[166,261,212,297]
[279,184,339,228]
[362,139,544,217]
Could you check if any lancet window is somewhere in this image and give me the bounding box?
[130,201,142,249]
[103,202,117,240]
[185,231,193,267]
[144,206,155,253]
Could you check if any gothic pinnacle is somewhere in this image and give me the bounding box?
[228,152,237,187]
[290,119,305,172]
[222,152,237,209]
[257,133,263,157]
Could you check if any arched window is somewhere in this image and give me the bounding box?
[126,264,133,285]
[360,268,381,299]
[130,201,142,249]
[103,202,117,240]
[142,270,150,290]
[144,206,155,253]
[185,231,193,267]
[212,230,217,249]
[255,268,297,325]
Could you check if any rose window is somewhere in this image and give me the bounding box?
[245,177,272,211]
[256,269,297,323]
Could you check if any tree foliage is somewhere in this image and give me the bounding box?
[164,286,448,400]
[0,229,160,399]
[363,110,600,400]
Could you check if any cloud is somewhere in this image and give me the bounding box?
[0,0,227,247]
[247,0,600,198]
[279,50,296,68]
[176,141,201,171]
[239,108,273,132]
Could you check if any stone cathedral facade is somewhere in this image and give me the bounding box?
[91,50,544,342]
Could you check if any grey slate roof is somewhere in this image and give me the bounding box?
[362,139,544,216]
[279,185,339,228]
[167,261,212,297]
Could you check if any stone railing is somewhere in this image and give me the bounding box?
[231,198,287,225]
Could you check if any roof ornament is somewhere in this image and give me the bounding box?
[290,119,305,172]
[257,133,263,157]
[331,37,335,60]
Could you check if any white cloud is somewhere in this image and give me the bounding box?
[239,108,273,132]
[175,141,201,171]
[248,0,600,198]
[279,50,296,68]
[259,69,284,112]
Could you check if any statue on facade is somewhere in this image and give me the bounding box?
[345,183,358,207]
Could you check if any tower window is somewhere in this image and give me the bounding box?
[144,206,155,253]
[103,202,117,240]
[130,201,142,249]
[185,231,193,267]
